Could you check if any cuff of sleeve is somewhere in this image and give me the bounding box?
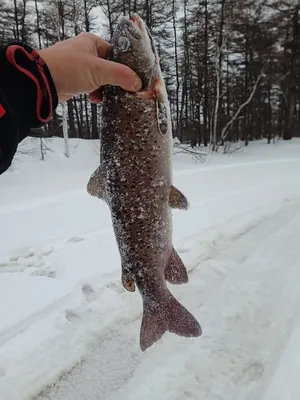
[0,41,58,135]
[0,88,20,174]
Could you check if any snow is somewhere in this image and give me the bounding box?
[0,137,300,400]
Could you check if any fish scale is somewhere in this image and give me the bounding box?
[87,13,202,351]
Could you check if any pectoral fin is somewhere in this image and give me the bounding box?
[87,166,106,200]
[122,271,136,292]
[169,185,189,210]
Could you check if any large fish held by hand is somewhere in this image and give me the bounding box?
[87,14,202,351]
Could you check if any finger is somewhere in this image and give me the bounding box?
[84,32,111,58]
[89,87,104,103]
[72,32,111,59]
[92,57,142,92]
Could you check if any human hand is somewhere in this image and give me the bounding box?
[38,32,142,103]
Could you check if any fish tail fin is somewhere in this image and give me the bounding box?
[165,247,188,284]
[140,289,202,351]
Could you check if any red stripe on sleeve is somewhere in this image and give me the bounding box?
[0,104,6,118]
[6,45,53,123]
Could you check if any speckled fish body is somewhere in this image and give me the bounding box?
[87,14,202,351]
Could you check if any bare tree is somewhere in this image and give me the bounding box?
[49,0,70,157]
[211,29,230,150]
[216,62,269,150]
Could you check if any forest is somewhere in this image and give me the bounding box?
[0,0,299,149]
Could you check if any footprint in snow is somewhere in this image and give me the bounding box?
[37,248,53,257]
[239,361,265,384]
[65,308,81,322]
[104,281,124,294]
[0,248,57,278]
[0,367,5,377]
[82,283,97,302]
[10,251,38,261]
[31,269,57,278]
[68,236,84,244]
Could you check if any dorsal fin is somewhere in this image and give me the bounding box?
[87,166,106,201]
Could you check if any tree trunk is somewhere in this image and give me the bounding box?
[67,99,76,138]
[91,104,98,139]
[20,0,27,42]
[34,0,42,49]
[73,97,82,138]
[84,94,90,139]
[283,90,295,140]
[203,0,209,146]
[13,0,19,39]
[62,102,70,157]
[172,0,179,133]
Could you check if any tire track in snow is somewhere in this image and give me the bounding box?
[0,293,72,348]
[0,190,86,218]
[174,156,300,177]
[167,201,300,400]
[260,316,300,400]
[33,199,300,400]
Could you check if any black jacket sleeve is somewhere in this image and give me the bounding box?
[0,41,58,175]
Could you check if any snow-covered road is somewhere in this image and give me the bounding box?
[35,199,300,400]
[1,138,300,400]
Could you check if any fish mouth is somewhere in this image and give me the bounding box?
[116,15,142,40]
[126,13,146,39]
[115,14,147,41]
[130,14,142,31]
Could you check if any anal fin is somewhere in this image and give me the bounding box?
[165,247,188,284]
[169,185,189,210]
[87,166,106,201]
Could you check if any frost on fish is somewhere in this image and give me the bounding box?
[86,13,202,351]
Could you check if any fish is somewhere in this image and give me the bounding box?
[87,13,202,351]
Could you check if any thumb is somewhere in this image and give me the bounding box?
[92,57,142,92]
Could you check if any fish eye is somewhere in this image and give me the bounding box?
[117,35,131,52]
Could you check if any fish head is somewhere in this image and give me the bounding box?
[110,13,157,89]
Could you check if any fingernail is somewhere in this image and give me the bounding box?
[133,75,142,91]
